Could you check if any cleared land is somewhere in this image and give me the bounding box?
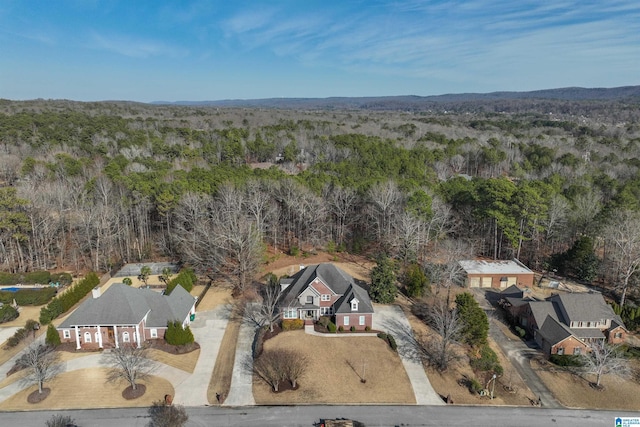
[0,368,173,410]
[253,329,415,404]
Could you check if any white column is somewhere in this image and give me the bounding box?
[135,324,141,348]
[97,325,103,348]
[74,325,81,349]
[113,325,119,348]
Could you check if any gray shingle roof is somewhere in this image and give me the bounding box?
[548,293,618,324]
[279,263,373,313]
[538,316,574,346]
[58,284,195,329]
[334,284,374,314]
[501,284,524,298]
[528,301,559,329]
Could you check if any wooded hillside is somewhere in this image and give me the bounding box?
[1,97,639,305]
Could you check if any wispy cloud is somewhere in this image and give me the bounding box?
[88,32,187,59]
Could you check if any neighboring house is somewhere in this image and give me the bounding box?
[502,288,627,356]
[57,283,196,350]
[279,263,374,330]
[459,259,534,289]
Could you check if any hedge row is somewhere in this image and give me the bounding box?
[39,272,100,324]
[166,269,196,294]
[377,332,397,351]
[282,319,304,330]
[0,271,72,286]
[6,319,38,347]
[0,287,57,306]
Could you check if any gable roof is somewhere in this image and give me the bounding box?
[280,263,357,306]
[58,284,195,329]
[528,301,559,329]
[547,293,618,324]
[334,284,374,314]
[501,284,524,298]
[279,263,374,313]
[538,316,575,346]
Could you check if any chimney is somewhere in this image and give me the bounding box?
[92,286,101,299]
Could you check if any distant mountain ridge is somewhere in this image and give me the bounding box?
[153,85,640,110]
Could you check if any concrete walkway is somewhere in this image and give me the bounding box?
[173,305,229,406]
[223,311,256,406]
[373,305,444,405]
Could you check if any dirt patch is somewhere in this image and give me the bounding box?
[533,358,640,410]
[261,251,374,282]
[27,388,51,403]
[253,329,414,404]
[122,384,146,400]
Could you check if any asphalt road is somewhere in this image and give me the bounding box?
[3,405,637,427]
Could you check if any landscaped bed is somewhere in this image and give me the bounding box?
[252,329,415,404]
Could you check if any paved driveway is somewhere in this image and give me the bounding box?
[373,304,444,405]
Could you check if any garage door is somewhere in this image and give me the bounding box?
[470,277,480,288]
[481,277,492,288]
[508,276,517,286]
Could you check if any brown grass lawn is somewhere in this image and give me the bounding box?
[253,330,415,404]
[147,348,200,373]
[195,283,233,311]
[0,368,173,410]
[533,358,640,410]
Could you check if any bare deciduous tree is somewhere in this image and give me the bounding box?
[581,342,629,388]
[102,345,156,391]
[253,349,307,392]
[245,274,283,332]
[17,343,62,395]
[603,210,640,307]
[426,301,463,371]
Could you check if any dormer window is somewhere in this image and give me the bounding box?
[306,295,314,304]
[351,297,359,311]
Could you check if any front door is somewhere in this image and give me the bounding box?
[306,310,314,319]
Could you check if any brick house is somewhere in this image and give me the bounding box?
[57,283,196,350]
[502,288,627,356]
[279,263,374,330]
[459,259,534,289]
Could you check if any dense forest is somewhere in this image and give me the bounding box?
[1,95,640,306]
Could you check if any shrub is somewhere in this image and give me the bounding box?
[165,320,195,346]
[7,319,39,347]
[377,332,388,341]
[282,319,304,331]
[515,326,526,338]
[45,323,61,346]
[350,326,356,332]
[327,322,337,333]
[45,414,76,427]
[318,316,331,328]
[338,325,344,332]
[470,344,503,375]
[289,246,300,256]
[387,334,398,352]
[549,354,585,367]
[365,325,371,331]
[23,271,51,284]
[166,268,196,294]
[0,304,19,323]
[469,378,483,394]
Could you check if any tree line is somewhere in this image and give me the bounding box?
[0,100,639,306]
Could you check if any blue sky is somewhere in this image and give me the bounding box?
[1,0,638,102]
